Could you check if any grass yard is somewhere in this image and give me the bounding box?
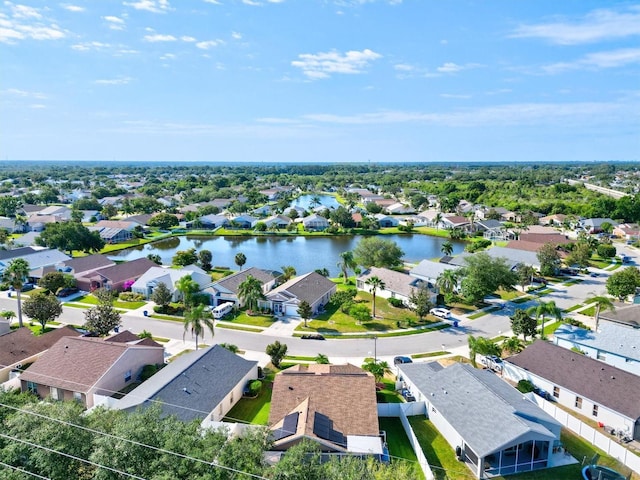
[564,303,585,313]
[216,323,263,333]
[468,307,499,320]
[511,296,533,304]
[379,417,425,480]
[72,294,146,310]
[223,370,276,425]
[222,311,277,328]
[542,321,563,336]
[562,279,583,286]
[496,289,526,301]
[377,379,403,404]
[412,351,450,359]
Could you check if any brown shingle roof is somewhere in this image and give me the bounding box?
[0,326,81,368]
[62,254,115,275]
[506,341,640,420]
[20,336,160,393]
[88,257,157,284]
[268,364,378,447]
[518,233,571,245]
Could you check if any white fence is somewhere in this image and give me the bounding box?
[529,394,640,475]
[378,402,435,480]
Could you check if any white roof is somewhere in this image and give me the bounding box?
[346,435,383,454]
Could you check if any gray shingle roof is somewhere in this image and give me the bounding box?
[554,321,640,362]
[506,341,640,420]
[399,362,560,458]
[359,267,427,297]
[118,345,257,422]
[210,267,281,295]
[267,272,336,306]
[410,259,459,281]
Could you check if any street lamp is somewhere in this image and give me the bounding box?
[372,335,378,363]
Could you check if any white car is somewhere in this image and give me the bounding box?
[430,307,451,319]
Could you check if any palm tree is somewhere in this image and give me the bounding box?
[441,241,454,257]
[183,304,214,350]
[526,300,562,340]
[336,251,356,284]
[238,275,265,312]
[589,295,615,332]
[434,212,443,231]
[362,359,390,382]
[235,252,247,271]
[315,353,329,364]
[174,275,199,310]
[503,336,525,355]
[436,269,458,298]
[365,276,385,318]
[281,265,297,282]
[3,258,30,327]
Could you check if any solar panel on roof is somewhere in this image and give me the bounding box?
[312,412,346,446]
[272,412,299,441]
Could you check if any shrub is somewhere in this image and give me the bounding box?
[388,297,405,308]
[597,244,616,259]
[140,364,165,382]
[152,304,184,316]
[516,379,535,393]
[118,292,146,302]
[249,380,262,395]
[466,238,492,253]
[349,303,371,322]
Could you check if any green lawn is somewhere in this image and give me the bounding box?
[223,374,274,425]
[216,323,263,333]
[564,303,585,313]
[468,307,501,319]
[412,351,450,359]
[72,294,145,310]
[222,311,277,328]
[542,321,563,336]
[496,289,526,301]
[379,417,425,480]
[377,379,403,404]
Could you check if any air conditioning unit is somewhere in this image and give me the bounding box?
[15,363,22,370]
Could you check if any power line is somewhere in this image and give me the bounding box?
[0,401,269,480]
[0,461,51,480]
[0,432,149,480]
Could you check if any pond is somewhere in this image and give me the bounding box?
[109,234,465,277]
[290,194,341,210]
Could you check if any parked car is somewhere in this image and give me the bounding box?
[57,287,79,297]
[482,354,504,371]
[533,386,550,401]
[301,334,325,340]
[429,307,451,319]
[394,356,413,365]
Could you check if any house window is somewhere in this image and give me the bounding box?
[26,381,37,395]
[592,405,599,417]
[553,386,560,398]
[124,370,132,382]
[597,351,606,361]
[230,392,234,404]
[575,396,582,409]
[73,392,82,402]
[50,387,60,401]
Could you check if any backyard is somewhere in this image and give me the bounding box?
[222,368,276,425]
[379,417,425,480]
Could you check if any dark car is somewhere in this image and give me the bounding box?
[57,287,79,297]
[301,334,325,340]
[394,356,413,365]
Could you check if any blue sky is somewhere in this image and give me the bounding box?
[1,0,639,162]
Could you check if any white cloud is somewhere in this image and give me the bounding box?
[2,88,47,99]
[160,53,175,60]
[196,39,222,49]
[291,48,382,79]
[61,4,85,12]
[123,0,171,14]
[510,6,640,45]
[436,62,482,73]
[71,41,112,51]
[94,76,132,85]
[542,47,640,74]
[231,31,242,40]
[440,93,471,99]
[29,103,46,109]
[181,35,196,42]
[103,15,125,30]
[0,4,67,43]
[300,101,636,127]
[242,0,262,5]
[393,63,414,71]
[143,33,176,42]
[203,0,222,4]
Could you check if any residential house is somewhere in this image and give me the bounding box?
[89,226,133,244]
[113,345,257,423]
[94,220,138,232]
[268,364,383,455]
[357,267,437,306]
[204,267,281,307]
[577,218,618,234]
[131,265,211,301]
[503,341,640,441]
[0,216,22,233]
[539,214,569,227]
[409,260,460,285]
[252,205,273,216]
[261,272,336,317]
[386,202,415,215]
[191,214,229,229]
[351,212,363,227]
[79,210,103,223]
[476,219,508,241]
[121,214,154,227]
[37,205,72,220]
[598,304,640,328]
[27,214,62,232]
[230,215,258,229]
[553,321,640,376]
[262,214,292,229]
[444,247,541,271]
[441,215,471,232]
[0,248,71,279]
[20,336,164,408]
[75,257,157,292]
[415,209,443,228]
[374,214,399,228]
[613,224,640,243]
[302,214,330,231]
[0,326,81,384]
[283,206,306,218]
[98,196,125,208]
[372,198,397,210]
[398,362,563,479]
[11,231,40,247]
[58,254,115,276]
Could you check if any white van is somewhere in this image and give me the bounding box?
[212,302,234,319]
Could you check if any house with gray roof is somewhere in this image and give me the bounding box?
[410,259,460,285]
[131,265,211,301]
[302,213,329,231]
[357,267,437,306]
[204,267,281,307]
[261,271,336,317]
[553,321,640,376]
[398,362,564,479]
[58,254,115,276]
[112,345,257,424]
[0,248,71,278]
[75,257,157,292]
[503,341,640,441]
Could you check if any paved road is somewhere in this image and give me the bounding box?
[3,242,636,362]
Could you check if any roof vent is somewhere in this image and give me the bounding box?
[611,376,615,380]
[183,387,190,394]
[288,386,294,390]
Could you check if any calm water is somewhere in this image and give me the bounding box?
[110,234,465,276]
[290,194,341,210]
